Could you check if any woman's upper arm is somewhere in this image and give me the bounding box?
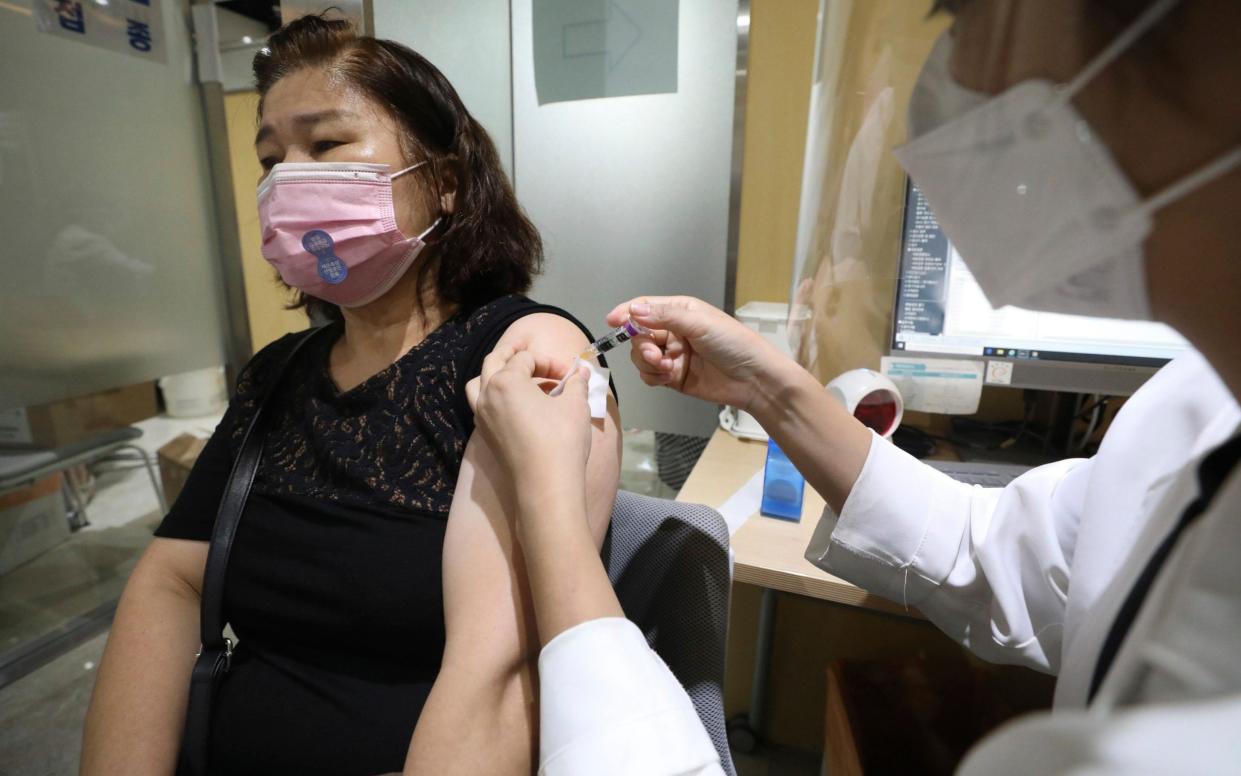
[406,314,622,771]
[440,314,621,663]
[490,312,621,542]
[133,537,208,599]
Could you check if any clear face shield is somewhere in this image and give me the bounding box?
[787,2,950,382]
[789,0,1238,385]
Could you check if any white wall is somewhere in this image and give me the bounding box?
[374,0,739,435]
[373,0,514,177]
[512,0,738,436]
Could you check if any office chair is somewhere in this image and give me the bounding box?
[606,490,737,776]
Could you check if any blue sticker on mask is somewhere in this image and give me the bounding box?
[302,229,347,284]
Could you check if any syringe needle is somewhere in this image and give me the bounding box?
[550,319,648,397]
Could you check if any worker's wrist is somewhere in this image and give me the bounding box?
[746,356,873,511]
[516,494,594,570]
[749,356,821,428]
[514,456,585,499]
[516,475,588,530]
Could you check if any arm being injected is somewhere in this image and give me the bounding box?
[549,319,649,396]
[468,330,724,776]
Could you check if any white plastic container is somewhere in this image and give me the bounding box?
[735,301,802,358]
[721,302,812,442]
[159,367,227,418]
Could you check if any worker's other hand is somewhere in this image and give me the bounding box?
[606,296,786,413]
[468,342,593,492]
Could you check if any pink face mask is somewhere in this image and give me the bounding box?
[257,161,441,308]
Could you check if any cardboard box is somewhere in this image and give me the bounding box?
[0,381,158,449]
[0,472,70,575]
[158,433,209,505]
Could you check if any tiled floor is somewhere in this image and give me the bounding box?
[0,631,105,775]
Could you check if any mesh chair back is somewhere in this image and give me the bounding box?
[605,490,736,776]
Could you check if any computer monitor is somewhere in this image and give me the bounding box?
[891,181,1188,396]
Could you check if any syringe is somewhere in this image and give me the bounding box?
[578,319,650,362]
[549,319,649,397]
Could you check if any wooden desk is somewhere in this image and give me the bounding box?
[677,429,910,616]
[677,428,919,750]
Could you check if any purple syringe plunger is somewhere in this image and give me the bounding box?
[579,319,650,360]
[622,319,649,338]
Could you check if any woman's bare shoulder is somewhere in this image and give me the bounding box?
[493,312,590,356]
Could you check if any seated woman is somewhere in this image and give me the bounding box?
[79,15,620,776]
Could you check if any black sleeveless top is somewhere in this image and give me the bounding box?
[155,295,609,776]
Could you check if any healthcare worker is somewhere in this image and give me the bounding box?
[470,0,1241,772]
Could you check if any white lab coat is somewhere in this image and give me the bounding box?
[537,617,725,775]
[536,351,1241,775]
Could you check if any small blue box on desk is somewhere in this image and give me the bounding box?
[761,439,804,521]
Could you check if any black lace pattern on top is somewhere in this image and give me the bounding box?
[223,297,516,517]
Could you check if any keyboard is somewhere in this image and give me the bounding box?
[927,460,1032,488]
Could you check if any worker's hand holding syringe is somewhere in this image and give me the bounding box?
[606,295,875,512]
[606,297,787,411]
[547,318,650,396]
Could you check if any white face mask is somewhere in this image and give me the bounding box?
[895,0,1241,321]
[906,32,988,139]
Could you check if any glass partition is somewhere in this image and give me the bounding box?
[0,0,227,412]
[0,0,231,695]
[789,0,947,383]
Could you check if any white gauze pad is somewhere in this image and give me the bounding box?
[583,359,610,419]
[549,357,610,419]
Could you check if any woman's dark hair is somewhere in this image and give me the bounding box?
[253,14,542,322]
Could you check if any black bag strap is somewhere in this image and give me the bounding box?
[198,327,322,650]
[179,327,326,776]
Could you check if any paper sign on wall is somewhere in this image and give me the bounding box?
[34,0,167,64]
[532,0,678,104]
[881,356,984,415]
[0,408,34,446]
